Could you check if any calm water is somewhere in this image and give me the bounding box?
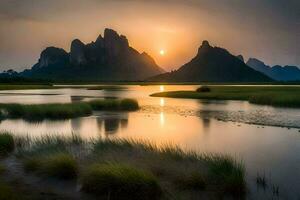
[0,85,300,199]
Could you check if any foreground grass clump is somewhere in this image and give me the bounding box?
[2,133,245,199]
[0,133,14,155]
[0,165,5,174]
[151,85,300,108]
[89,98,139,111]
[23,152,77,179]
[92,139,246,197]
[0,102,92,121]
[174,172,206,190]
[81,164,162,200]
[207,155,246,196]
[0,183,17,200]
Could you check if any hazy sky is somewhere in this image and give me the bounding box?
[0,0,299,71]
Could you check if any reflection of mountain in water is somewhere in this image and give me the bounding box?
[98,115,128,136]
[70,112,129,137]
[202,118,211,131]
[97,113,128,136]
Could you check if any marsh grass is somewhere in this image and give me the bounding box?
[0,133,14,155]
[2,133,246,198]
[91,139,246,197]
[87,85,127,91]
[0,98,139,121]
[0,165,5,174]
[0,84,54,90]
[0,183,16,200]
[151,86,300,107]
[196,86,211,92]
[256,173,267,190]
[23,152,77,179]
[81,163,162,199]
[41,153,77,179]
[207,155,245,195]
[0,103,92,121]
[16,134,84,157]
[173,172,206,190]
[89,99,139,111]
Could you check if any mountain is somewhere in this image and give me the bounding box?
[149,41,272,82]
[21,28,164,81]
[236,55,244,62]
[246,58,300,81]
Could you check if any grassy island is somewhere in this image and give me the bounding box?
[0,84,56,90]
[0,99,139,121]
[0,132,246,199]
[151,85,300,108]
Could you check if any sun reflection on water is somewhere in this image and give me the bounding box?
[160,98,165,107]
[160,85,164,92]
[160,112,165,126]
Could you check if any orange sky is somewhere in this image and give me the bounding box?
[0,0,299,71]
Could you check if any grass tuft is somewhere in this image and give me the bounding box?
[0,164,5,174]
[23,152,77,179]
[2,133,246,198]
[89,98,139,111]
[0,132,14,155]
[174,172,206,190]
[196,86,211,92]
[23,157,41,172]
[0,183,17,200]
[207,155,246,196]
[42,153,78,179]
[256,173,267,189]
[119,99,139,111]
[81,163,162,200]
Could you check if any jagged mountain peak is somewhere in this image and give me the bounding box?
[201,40,211,48]
[149,41,272,82]
[247,58,266,66]
[21,28,164,81]
[197,40,212,55]
[237,55,244,62]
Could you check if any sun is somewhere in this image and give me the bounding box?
[159,50,165,56]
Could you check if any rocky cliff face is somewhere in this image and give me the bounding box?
[22,28,164,81]
[149,41,272,82]
[70,39,87,66]
[104,29,129,59]
[246,58,270,75]
[246,58,300,81]
[34,47,69,69]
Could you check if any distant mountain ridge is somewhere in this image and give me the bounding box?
[246,58,300,81]
[149,41,272,82]
[20,28,164,81]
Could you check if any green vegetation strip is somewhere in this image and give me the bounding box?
[0,84,56,90]
[0,99,139,121]
[0,132,246,199]
[151,86,300,108]
[87,85,127,91]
